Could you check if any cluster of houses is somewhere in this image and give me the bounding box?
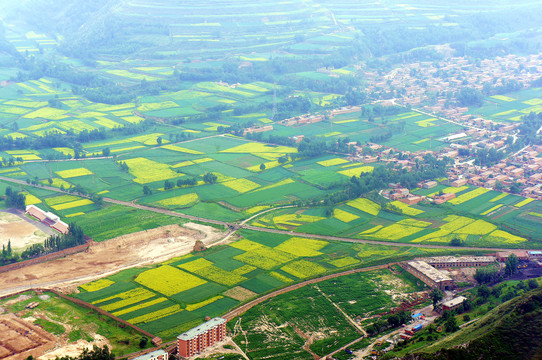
[368,54,542,110]
[25,205,69,234]
[350,131,542,202]
[447,144,542,200]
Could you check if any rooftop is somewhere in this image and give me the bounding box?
[407,261,452,283]
[132,349,167,360]
[442,296,467,308]
[177,317,226,341]
[421,256,496,264]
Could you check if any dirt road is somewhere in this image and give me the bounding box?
[0,176,534,254]
[0,223,223,297]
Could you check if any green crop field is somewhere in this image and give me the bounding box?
[73,232,465,340]
[229,267,427,359]
[469,88,542,122]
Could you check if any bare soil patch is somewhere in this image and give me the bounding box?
[223,286,258,302]
[0,223,225,296]
[0,313,56,360]
[0,212,48,251]
[38,334,111,360]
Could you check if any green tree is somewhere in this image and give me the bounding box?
[445,316,459,332]
[157,136,162,146]
[278,155,288,164]
[430,288,444,308]
[143,185,152,195]
[505,254,519,276]
[164,180,174,190]
[450,237,463,247]
[102,147,111,157]
[260,163,266,171]
[203,172,218,184]
[478,284,491,300]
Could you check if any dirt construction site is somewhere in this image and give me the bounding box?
[0,313,56,360]
[0,222,227,297]
[0,211,49,251]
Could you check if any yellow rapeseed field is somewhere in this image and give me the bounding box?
[347,198,380,216]
[112,297,167,317]
[232,265,257,275]
[123,157,179,184]
[193,265,246,286]
[448,187,489,205]
[230,239,264,252]
[185,296,223,311]
[23,193,41,205]
[329,257,359,267]
[23,107,68,120]
[55,168,93,179]
[487,230,526,244]
[222,178,260,193]
[456,219,497,235]
[338,166,374,177]
[317,158,349,167]
[390,201,424,216]
[281,260,326,278]
[234,246,295,270]
[51,199,93,211]
[270,272,293,283]
[480,204,503,216]
[333,208,359,222]
[275,237,328,257]
[65,212,84,218]
[272,214,325,228]
[515,198,534,208]
[128,304,182,324]
[179,258,213,272]
[80,279,114,292]
[135,265,206,296]
[155,193,198,207]
[489,193,508,202]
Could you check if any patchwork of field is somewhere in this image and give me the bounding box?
[469,87,542,122]
[11,143,542,247]
[73,231,456,340]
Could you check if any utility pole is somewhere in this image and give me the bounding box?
[271,82,278,121]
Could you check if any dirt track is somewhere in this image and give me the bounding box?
[0,223,224,297]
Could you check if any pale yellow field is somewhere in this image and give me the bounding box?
[347,198,380,216]
[155,193,198,207]
[339,166,374,177]
[318,158,349,167]
[135,265,206,296]
[56,168,93,178]
[123,157,179,184]
[222,178,260,193]
[333,208,359,222]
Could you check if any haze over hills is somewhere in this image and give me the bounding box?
[2,0,542,62]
